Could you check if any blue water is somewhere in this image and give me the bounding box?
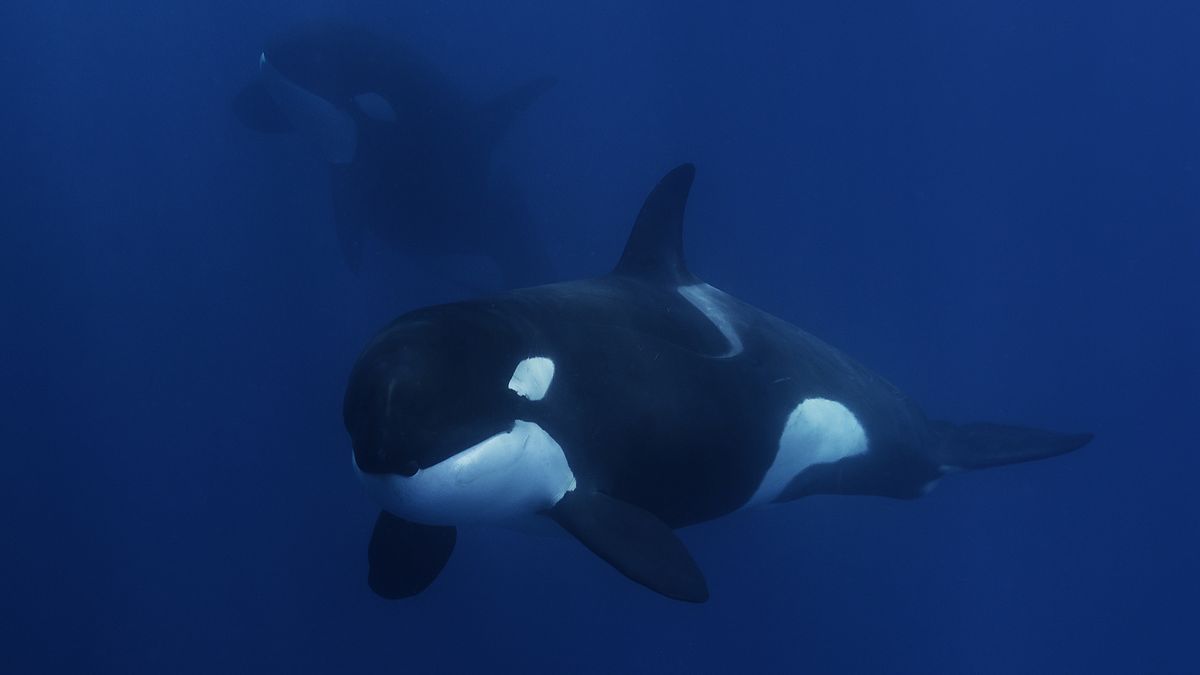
[3,1,1197,673]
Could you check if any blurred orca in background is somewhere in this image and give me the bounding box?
[233,21,556,285]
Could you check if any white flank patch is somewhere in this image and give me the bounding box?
[508,357,556,401]
[678,284,744,358]
[744,398,868,508]
[354,420,576,525]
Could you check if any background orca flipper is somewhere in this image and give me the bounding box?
[367,511,456,599]
[613,164,697,284]
[549,490,709,603]
[932,421,1093,470]
[232,80,292,133]
[476,76,557,146]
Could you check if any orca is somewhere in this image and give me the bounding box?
[343,164,1092,602]
[233,21,555,283]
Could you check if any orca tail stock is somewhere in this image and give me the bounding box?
[930,421,1092,471]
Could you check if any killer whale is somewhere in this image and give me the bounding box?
[343,164,1092,602]
[233,21,555,283]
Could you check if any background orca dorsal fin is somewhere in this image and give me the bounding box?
[613,163,696,283]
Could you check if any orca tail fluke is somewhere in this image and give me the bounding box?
[931,421,1092,471]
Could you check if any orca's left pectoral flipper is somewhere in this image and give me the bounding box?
[367,511,456,599]
[549,490,709,603]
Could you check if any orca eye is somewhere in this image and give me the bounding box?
[507,357,555,401]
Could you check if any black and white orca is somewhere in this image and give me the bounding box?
[343,164,1091,602]
[233,21,555,282]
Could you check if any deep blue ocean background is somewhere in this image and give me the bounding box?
[3,1,1197,673]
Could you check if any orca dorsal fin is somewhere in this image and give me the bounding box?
[613,164,697,284]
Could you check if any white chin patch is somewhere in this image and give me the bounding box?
[354,420,575,526]
[744,398,868,508]
[508,357,555,401]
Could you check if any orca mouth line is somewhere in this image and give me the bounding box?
[352,421,576,527]
[352,453,420,478]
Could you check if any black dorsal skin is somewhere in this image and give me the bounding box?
[345,164,1092,601]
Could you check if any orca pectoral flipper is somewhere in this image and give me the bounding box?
[368,511,456,599]
[549,490,708,603]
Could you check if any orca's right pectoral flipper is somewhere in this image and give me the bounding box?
[367,511,456,599]
[549,490,709,603]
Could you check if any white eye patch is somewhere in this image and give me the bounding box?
[508,357,556,401]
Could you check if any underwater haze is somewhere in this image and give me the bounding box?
[2,0,1198,673]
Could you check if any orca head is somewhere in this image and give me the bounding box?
[248,26,371,164]
[343,306,574,525]
[261,28,349,101]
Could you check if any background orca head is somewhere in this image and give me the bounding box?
[232,23,390,162]
[343,305,541,478]
[261,25,356,103]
